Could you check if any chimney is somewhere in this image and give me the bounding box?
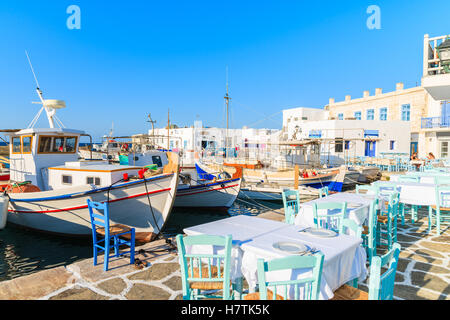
[375,88,383,95]
[363,91,370,98]
[396,82,404,91]
[345,95,351,102]
[329,98,335,105]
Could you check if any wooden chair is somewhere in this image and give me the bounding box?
[176,234,239,300]
[428,185,450,235]
[362,199,378,263]
[87,199,135,271]
[355,184,378,196]
[377,192,399,250]
[318,186,329,198]
[332,243,401,300]
[312,201,347,233]
[282,189,300,225]
[244,253,325,300]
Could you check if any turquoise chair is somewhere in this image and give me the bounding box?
[244,253,325,300]
[434,176,450,185]
[339,218,362,238]
[332,243,401,300]
[176,234,239,300]
[377,192,399,250]
[362,199,378,263]
[428,185,450,235]
[318,186,329,198]
[397,175,420,183]
[87,199,135,272]
[355,184,378,195]
[312,201,347,233]
[282,189,300,225]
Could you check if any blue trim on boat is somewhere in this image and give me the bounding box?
[9,173,174,203]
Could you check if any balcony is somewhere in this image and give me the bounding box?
[421,117,450,129]
[422,34,450,100]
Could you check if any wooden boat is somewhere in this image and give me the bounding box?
[124,151,242,210]
[3,85,179,242]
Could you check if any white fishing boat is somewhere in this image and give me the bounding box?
[124,150,242,210]
[3,71,179,242]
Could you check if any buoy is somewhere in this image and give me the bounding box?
[0,195,8,230]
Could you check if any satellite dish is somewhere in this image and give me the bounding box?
[43,99,66,109]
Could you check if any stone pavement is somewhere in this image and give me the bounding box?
[0,209,448,300]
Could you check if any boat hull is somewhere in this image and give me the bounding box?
[7,173,178,237]
[174,178,241,209]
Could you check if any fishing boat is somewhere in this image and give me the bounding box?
[124,149,242,210]
[2,73,179,241]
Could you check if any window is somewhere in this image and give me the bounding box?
[152,155,163,167]
[87,177,101,186]
[390,141,395,150]
[38,136,78,154]
[366,109,374,120]
[441,141,449,158]
[335,139,343,153]
[62,175,72,185]
[22,136,33,153]
[338,113,344,120]
[11,137,21,153]
[354,111,361,120]
[380,108,388,121]
[401,104,411,121]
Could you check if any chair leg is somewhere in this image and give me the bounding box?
[428,206,433,233]
[130,229,136,265]
[232,277,244,300]
[436,209,441,236]
[104,241,110,272]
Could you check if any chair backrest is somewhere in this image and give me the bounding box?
[434,185,450,209]
[256,253,324,300]
[434,176,450,185]
[381,191,400,220]
[397,175,420,183]
[339,218,362,238]
[368,242,401,300]
[282,189,300,224]
[365,198,378,244]
[355,184,378,196]
[318,186,329,198]
[375,182,400,198]
[176,234,233,299]
[87,199,110,239]
[312,201,347,232]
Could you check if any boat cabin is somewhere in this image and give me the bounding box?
[47,161,142,190]
[7,128,86,190]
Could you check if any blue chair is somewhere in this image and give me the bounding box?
[176,234,239,300]
[332,243,401,300]
[397,175,420,183]
[312,201,347,233]
[377,192,399,250]
[339,218,362,238]
[428,185,450,235]
[318,186,329,198]
[362,199,378,263]
[282,189,300,225]
[87,199,135,271]
[244,253,325,300]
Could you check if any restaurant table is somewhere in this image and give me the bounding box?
[183,215,367,300]
[373,181,437,206]
[389,174,447,184]
[294,193,373,230]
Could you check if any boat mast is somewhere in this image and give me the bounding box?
[167,108,170,150]
[224,66,231,159]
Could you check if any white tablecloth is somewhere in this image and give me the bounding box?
[374,181,437,206]
[183,215,367,300]
[389,174,441,184]
[294,193,372,229]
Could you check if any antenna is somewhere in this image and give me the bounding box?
[25,51,40,89]
[224,66,231,159]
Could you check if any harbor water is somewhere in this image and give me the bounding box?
[0,199,282,283]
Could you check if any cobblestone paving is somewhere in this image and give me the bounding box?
[0,209,448,300]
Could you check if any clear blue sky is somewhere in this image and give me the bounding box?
[1,0,449,141]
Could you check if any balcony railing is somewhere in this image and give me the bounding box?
[423,34,450,77]
[421,117,450,129]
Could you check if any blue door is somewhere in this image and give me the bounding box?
[410,142,418,155]
[441,102,450,127]
[365,141,376,157]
